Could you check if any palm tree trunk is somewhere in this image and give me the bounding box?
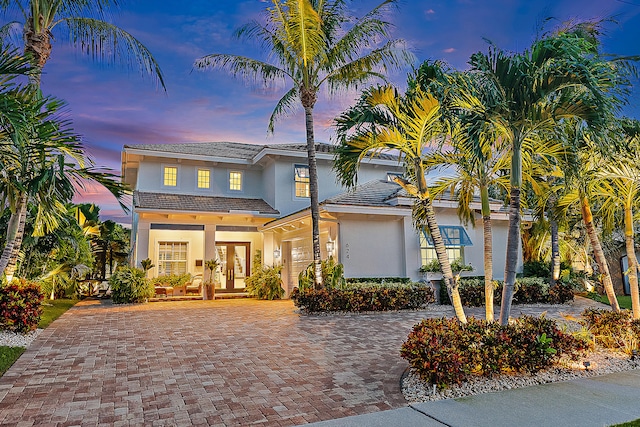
[500,136,522,325]
[580,194,619,311]
[303,104,323,289]
[414,158,467,323]
[624,206,640,319]
[23,13,50,88]
[480,184,494,321]
[550,219,560,286]
[0,193,28,281]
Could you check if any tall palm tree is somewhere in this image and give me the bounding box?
[194,0,412,288]
[468,28,620,325]
[595,120,640,318]
[0,0,165,88]
[334,85,467,323]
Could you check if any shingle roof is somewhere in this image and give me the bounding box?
[323,180,404,207]
[134,191,279,216]
[124,141,397,161]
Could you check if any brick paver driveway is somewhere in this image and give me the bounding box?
[0,297,604,426]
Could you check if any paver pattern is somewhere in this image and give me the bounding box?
[0,297,605,426]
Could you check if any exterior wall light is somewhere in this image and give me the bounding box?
[326,238,335,256]
[273,247,281,259]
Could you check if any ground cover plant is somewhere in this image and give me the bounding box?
[581,308,640,354]
[587,293,633,310]
[291,281,435,312]
[401,316,588,389]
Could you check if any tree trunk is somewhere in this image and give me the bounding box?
[580,194,619,311]
[303,104,323,289]
[413,158,466,323]
[480,185,494,322]
[624,206,640,319]
[23,13,50,88]
[0,193,28,281]
[500,136,522,325]
[550,219,560,286]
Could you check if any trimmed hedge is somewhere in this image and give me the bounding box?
[0,279,44,333]
[291,282,434,312]
[345,277,411,284]
[438,277,574,306]
[401,316,587,389]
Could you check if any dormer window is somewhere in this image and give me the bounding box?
[163,166,178,187]
[197,169,211,189]
[295,164,310,198]
[229,171,243,191]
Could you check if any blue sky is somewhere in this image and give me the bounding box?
[27,0,640,223]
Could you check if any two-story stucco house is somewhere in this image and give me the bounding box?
[122,141,516,296]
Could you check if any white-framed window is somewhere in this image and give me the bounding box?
[294,164,310,198]
[158,242,188,275]
[163,166,178,187]
[197,168,211,189]
[229,170,243,191]
[420,226,472,266]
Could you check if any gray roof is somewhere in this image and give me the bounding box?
[323,180,404,207]
[124,141,397,161]
[134,191,279,216]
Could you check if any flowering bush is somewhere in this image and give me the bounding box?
[0,279,44,333]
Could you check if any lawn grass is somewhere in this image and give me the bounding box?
[0,346,25,376]
[610,419,640,427]
[589,293,632,310]
[38,299,78,329]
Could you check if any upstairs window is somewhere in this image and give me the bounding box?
[229,171,243,191]
[197,169,210,189]
[163,166,177,187]
[295,165,310,198]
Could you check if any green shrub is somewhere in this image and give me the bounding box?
[401,316,587,389]
[298,257,345,291]
[0,279,44,333]
[149,273,191,288]
[345,277,410,284]
[245,265,285,300]
[109,267,154,304]
[581,308,640,354]
[291,282,434,312]
[439,277,574,306]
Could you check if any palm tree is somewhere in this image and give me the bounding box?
[0,90,126,280]
[594,120,640,318]
[194,0,412,288]
[334,85,467,323]
[0,0,164,88]
[468,27,620,325]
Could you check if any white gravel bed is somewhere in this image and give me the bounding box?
[402,350,640,402]
[0,329,42,348]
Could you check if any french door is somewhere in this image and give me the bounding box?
[216,243,250,291]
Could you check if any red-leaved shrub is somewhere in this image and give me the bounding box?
[0,279,44,333]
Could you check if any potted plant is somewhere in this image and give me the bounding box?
[204,258,220,300]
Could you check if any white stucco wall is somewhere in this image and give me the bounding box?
[338,216,407,278]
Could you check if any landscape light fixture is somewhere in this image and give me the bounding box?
[583,361,591,371]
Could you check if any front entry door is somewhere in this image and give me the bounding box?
[217,243,250,291]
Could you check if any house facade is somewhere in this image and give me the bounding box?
[122,141,518,296]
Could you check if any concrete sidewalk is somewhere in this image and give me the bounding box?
[304,368,640,427]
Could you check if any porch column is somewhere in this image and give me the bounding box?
[263,231,275,266]
[137,222,150,270]
[402,215,419,280]
[204,224,217,263]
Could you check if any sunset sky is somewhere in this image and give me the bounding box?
[26,0,640,224]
